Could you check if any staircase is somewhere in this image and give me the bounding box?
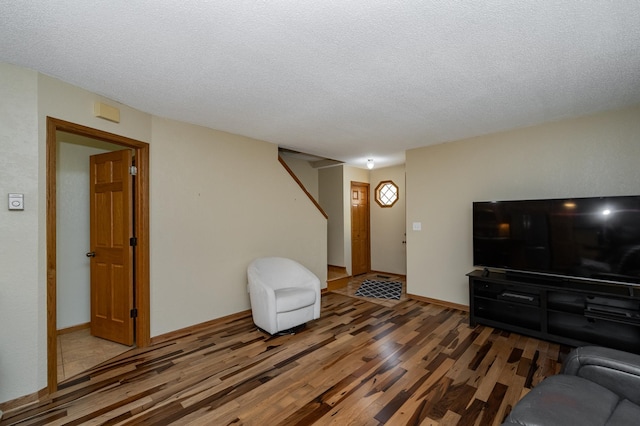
[327,265,350,290]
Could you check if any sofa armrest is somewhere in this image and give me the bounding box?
[562,346,640,405]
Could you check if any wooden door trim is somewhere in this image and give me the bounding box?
[46,117,150,394]
[278,156,328,219]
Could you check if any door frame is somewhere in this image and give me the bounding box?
[46,117,150,393]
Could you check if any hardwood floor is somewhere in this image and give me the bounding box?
[1,282,570,425]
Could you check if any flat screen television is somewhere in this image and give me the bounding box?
[473,195,640,284]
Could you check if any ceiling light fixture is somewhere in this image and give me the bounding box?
[367,159,374,170]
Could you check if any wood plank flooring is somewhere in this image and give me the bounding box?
[1,292,570,425]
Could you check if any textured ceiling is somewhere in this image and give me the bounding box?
[1,1,639,168]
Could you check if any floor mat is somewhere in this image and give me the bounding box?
[354,279,402,300]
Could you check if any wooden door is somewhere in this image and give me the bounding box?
[351,181,370,276]
[89,150,134,346]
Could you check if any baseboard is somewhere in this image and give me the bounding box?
[407,293,469,312]
[152,286,341,345]
[0,386,48,415]
[150,309,252,345]
[57,322,90,335]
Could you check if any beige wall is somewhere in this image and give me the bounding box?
[319,166,344,267]
[370,165,406,275]
[0,63,327,403]
[406,105,640,306]
[0,63,40,403]
[281,156,319,200]
[149,117,327,336]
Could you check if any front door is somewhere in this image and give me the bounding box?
[351,181,371,275]
[88,150,134,346]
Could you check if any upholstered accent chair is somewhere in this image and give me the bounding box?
[247,257,321,335]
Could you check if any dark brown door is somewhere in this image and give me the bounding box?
[351,181,370,275]
[89,150,134,345]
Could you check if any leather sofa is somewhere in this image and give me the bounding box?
[502,346,640,425]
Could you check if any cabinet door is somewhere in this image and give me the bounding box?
[548,311,640,352]
[474,298,541,330]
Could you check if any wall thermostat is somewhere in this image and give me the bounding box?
[8,193,24,210]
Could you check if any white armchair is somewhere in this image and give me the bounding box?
[247,257,321,335]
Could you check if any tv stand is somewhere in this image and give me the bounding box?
[504,270,560,283]
[468,270,640,353]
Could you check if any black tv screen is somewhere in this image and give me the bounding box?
[473,196,640,284]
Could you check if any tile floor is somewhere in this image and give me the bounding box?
[330,271,408,308]
[57,328,131,382]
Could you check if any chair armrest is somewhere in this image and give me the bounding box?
[562,346,640,405]
[248,280,278,333]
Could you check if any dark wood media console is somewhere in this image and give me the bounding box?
[468,269,640,353]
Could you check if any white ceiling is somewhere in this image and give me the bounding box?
[1,1,639,168]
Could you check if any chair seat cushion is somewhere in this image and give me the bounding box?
[275,287,316,313]
[503,375,625,425]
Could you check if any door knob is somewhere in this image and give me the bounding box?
[86,252,96,257]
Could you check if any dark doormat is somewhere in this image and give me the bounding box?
[354,279,402,300]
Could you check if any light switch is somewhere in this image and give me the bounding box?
[412,222,421,231]
[9,193,24,210]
